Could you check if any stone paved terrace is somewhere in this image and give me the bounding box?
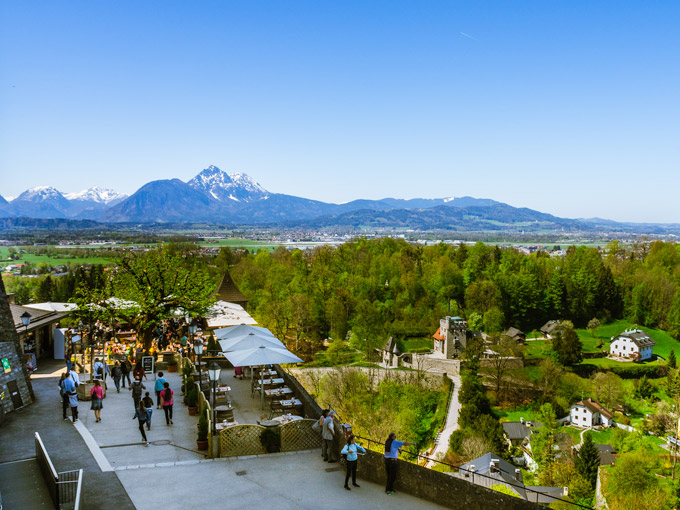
[1,360,448,510]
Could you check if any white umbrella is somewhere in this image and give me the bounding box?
[223,346,304,408]
[213,324,276,340]
[218,333,285,352]
[25,302,78,312]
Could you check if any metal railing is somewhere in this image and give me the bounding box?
[35,433,84,510]
[327,406,591,510]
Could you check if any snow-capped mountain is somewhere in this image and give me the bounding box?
[65,186,128,205]
[5,186,72,218]
[188,165,269,202]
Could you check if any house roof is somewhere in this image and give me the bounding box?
[616,329,656,348]
[503,327,525,339]
[10,303,67,332]
[460,452,519,479]
[573,398,614,420]
[214,270,248,306]
[383,337,400,354]
[540,320,563,335]
[525,486,566,504]
[502,422,533,441]
[432,327,445,341]
[596,445,617,465]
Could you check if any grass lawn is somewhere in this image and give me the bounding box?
[399,338,434,352]
[495,404,537,422]
[524,339,552,359]
[0,247,114,267]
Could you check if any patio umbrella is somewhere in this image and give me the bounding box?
[223,346,304,408]
[218,332,285,352]
[213,324,276,340]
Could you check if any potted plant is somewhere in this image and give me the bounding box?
[167,358,178,373]
[196,411,209,450]
[187,387,198,415]
[182,375,194,402]
[260,427,281,453]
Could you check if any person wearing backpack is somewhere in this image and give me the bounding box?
[160,382,173,425]
[120,357,132,388]
[132,401,149,446]
[129,377,146,410]
[154,372,167,409]
[111,361,122,393]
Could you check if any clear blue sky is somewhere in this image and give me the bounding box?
[1,1,678,222]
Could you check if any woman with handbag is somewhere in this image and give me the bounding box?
[340,434,365,490]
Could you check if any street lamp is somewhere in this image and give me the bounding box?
[20,311,31,368]
[208,362,222,436]
[193,339,203,393]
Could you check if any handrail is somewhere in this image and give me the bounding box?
[326,405,591,510]
[73,468,83,510]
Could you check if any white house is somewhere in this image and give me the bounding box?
[610,329,655,361]
[570,398,614,428]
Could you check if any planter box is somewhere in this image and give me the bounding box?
[77,382,94,401]
[155,362,168,371]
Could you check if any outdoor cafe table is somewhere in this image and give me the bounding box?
[272,414,303,425]
[216,421,239,432]
[279,398,303,409]
[257,369,278,377]
[264,387,293,399]
[257,378,285,386]
[215,385,231,393]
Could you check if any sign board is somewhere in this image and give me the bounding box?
[142,356,154,377]
[1,358,10,374]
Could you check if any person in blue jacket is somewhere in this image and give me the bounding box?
[383,432,415,495]
[340,434,365,490]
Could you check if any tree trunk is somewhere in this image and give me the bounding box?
[140,327,154,351]
[0,276,35,400]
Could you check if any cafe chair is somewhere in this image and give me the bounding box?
[269,400,284,419]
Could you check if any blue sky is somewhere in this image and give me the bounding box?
[1,1,678,222]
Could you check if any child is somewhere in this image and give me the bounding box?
[132,402,149,446]
[142,391,154,430]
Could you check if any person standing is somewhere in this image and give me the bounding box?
[160,382,173,425]
[132,402,149,446]
[341,434,365,490]
[383,432,416,495]
[111,361,122,393]
[58,373,70,420]
[129,377,146,410]
[121,357,132,388]
[154,372,167,409]
[142,392,154,430]
[322,410,338,463]
[60,372,79,422]
[90,379,104,422]
[133,360,147,381]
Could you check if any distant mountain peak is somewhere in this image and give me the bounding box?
[18,186,65,200]
[65,186,128,204]
[188,165,268,202]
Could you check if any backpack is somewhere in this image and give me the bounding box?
[96,365,104,377]
[132,382,143,398]
[163,388,172,402]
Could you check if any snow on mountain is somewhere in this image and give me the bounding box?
[188,165,269,202]
[65,186,128,204]
[16,186,67,202]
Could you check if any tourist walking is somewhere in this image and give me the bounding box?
[133,360,147,381]
[93,358,108,389]
[58,373,69,420]
[132,402,149,446]
[121,357,132,388]
[322,410,337,463]
[341,434,365,490]
[90,380,104,422]
[383,432,416,495]
[154,372,167,408]
[112,361,122,392]
[129,377,146,410]
[142,392,154,430]
[60,372,79,422]
[160,382,173,425]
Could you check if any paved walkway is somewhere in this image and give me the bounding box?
[426,374,461,467]
[0,360,135,510]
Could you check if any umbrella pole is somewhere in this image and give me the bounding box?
[260,364,265,409]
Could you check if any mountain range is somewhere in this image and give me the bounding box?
[0,166,676,233]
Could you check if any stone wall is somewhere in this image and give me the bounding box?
[280,365,543,509]
[357,449,543,510]
[0,342,33,415]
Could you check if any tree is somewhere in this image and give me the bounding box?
[635,375,654,399]
[538,358,564,401]
[483,307,505,334]
[574,432,599,490]
[592,371,625,409]
[483,335,516,400]
[112,246,216,350]
[36,275,54,302]
[587,317,601,339]
[668,349,677,369]
[531,403,559,485]
[467,311,483,332]
[552,326,583,366]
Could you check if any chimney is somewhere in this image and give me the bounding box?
[490,459,499,473]
[520,417,524,424]
[563,487,569,497]
[515,469,521,481]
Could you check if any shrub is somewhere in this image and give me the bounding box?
[197,411,209,441]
